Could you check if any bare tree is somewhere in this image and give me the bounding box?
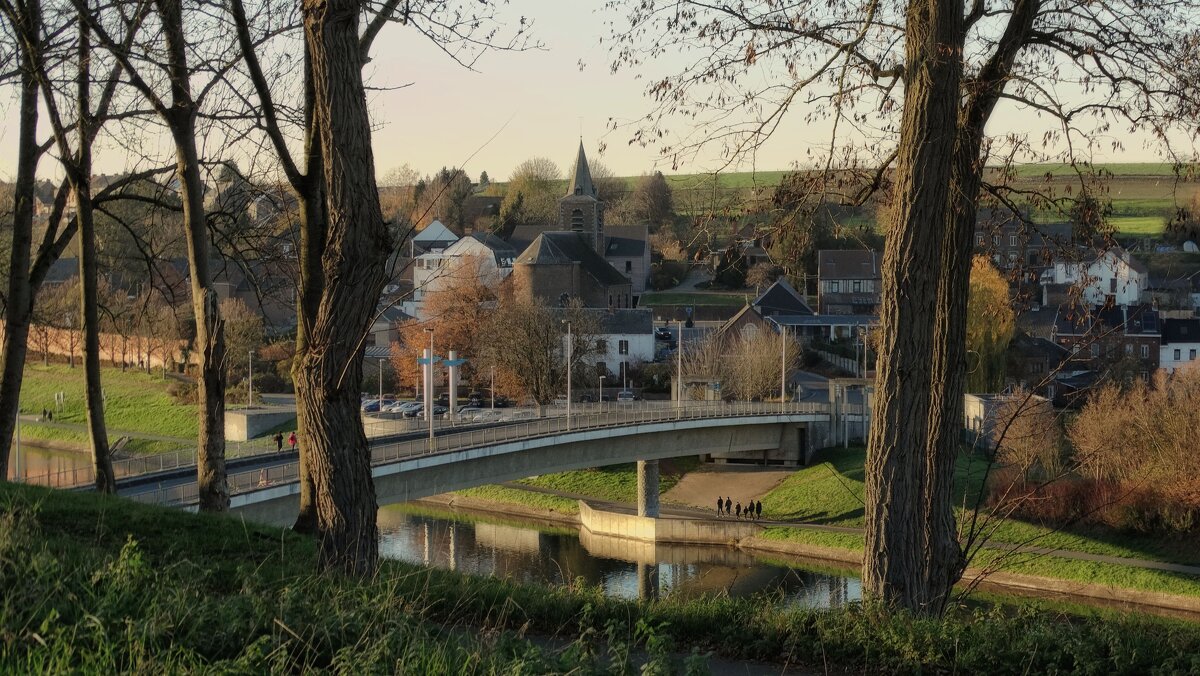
[607,0,1199,615]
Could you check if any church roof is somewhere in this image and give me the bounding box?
[516,231,630,287]
[565,141,597,199]
[753,277,814,317]
[515,233,573,265]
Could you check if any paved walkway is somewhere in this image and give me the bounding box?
[663,466,793,509]
[498,479,1200,577]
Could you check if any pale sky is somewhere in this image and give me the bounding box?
[0,0,1182,184]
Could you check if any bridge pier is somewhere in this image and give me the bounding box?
[637,561,659,601]
[637,460,660,518]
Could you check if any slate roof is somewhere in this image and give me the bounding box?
[1162,318,1200,345]
[753,277,814,317]
[461,232,518,266]
[605,236,645,258]
[516,232,630,287]
[1008,331,1069,361]
[1053,303,1160,337]
[44,257,79,284]
[413,220,458,244]
[507,224,555,253]
[565,141,597,198]
[818,250,881,280]
[595,308,654,335]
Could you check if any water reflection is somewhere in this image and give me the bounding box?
[6,443,93,482]
[379,506,862,608]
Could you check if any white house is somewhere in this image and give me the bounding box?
[1160,318,1200,373]
[1041,246,1148,308]
[585,308,655,382]
[403,231,517,320]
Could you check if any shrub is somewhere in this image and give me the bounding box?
[166,379,198,405]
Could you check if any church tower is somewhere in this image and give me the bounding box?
[558,141,605,254]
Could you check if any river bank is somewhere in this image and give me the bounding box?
[416,483,1200,621]
[9,482,1200,674]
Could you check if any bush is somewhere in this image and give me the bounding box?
[165,379,198,405]
[649,261,689,290]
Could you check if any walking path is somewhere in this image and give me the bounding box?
[498,480,1200,577]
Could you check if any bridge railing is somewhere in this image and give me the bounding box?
[136,401,826,507]
[19,436,284,490]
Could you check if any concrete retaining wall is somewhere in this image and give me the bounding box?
[225,409,296,442]
[578,500,760,545]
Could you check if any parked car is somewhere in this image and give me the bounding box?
[492,395,511,408]
[654,327,673,341]
[470,409,505,422]
[415,405,449,419]
[616,390,637,402]
[579,393,611,403]
[387,401,423,414]
[360,399,394,413]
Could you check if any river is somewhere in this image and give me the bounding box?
[379,506,862,606]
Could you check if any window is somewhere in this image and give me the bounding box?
[625,260,632,273]
[993,235,1001,246]
[976,234,984,246]
[853,280,862,293]
[1047,385,1056,400]
[1125,343,1133,356]
[830,281,840,293]
[571,208,584,228]
[1110,278,1117,293]
[1191,349,1198,360]
[618,340,629,355]
[1090,343,1099,358]
[595,340,607,353]
[1009,235,1018,247]
[1175,349,1182,361]
[1141,344,1149,359]
[608,294,613,307]
[1141,371,1149,382]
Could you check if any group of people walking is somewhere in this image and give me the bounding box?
[716,496,762,520]
[272,431,297,453]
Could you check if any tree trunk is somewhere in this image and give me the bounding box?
[73,16,116,493]
[157,0,228,512]
[862,0,964,615]
[0,2,41,480]
[300,0,391,575]
[292,44,326,535]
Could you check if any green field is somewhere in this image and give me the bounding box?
[17,363,196,454]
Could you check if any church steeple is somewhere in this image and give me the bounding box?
[566,141,597,198]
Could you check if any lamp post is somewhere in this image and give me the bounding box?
[490,365,495,410]
[598,374,606,414]
[562,320,572,430]
[780,326,787,410]
[425,328,435,445]
[379,358,385,411]
[248,350,254,408]
[676,320,684,405]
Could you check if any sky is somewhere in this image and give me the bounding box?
[0,0,1184,184]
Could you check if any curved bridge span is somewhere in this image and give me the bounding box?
[114,402,867,525]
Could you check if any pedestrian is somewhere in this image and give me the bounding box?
[287,431,297,452]
[273,431,284,452]
[46,410,52,422]
[716,496,723,517]
[735,502,742,519]
[724,496,732,516]
[756,500,763,520]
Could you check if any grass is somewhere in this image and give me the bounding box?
[1110,215,1167,235]
[17,363,197,454]
[457,458,701,516]
[758,446,1200,598]
[9,483,1200,673]
[639,291,751,307]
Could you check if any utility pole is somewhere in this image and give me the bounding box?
[248,350,254,408]
[562,320,572,430]
[781,327,787,411]
[676,320,684,405]
[379,358,385,411]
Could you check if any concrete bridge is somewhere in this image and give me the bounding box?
[110,401,865,525]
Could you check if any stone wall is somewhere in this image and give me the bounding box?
[578,500,761,545]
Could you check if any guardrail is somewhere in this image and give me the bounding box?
[132,401,839,507]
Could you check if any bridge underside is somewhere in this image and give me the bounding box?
[231,419,811,526]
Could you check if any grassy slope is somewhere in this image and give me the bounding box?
[458,458,700,516]
[18,363,197,453]
[8,484,1200,673]
[760,446,1200,597]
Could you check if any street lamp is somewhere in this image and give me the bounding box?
[490,365,495,410]
[425,328,435,445]
[562,320,572,430]
[780,326,787,410]
[676,320,684,406]
[248,350,254,409]
[598,374,606,414]
[379,358,385,412]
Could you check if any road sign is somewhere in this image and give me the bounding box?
[417,355,442,365]
[444,358,467,367]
